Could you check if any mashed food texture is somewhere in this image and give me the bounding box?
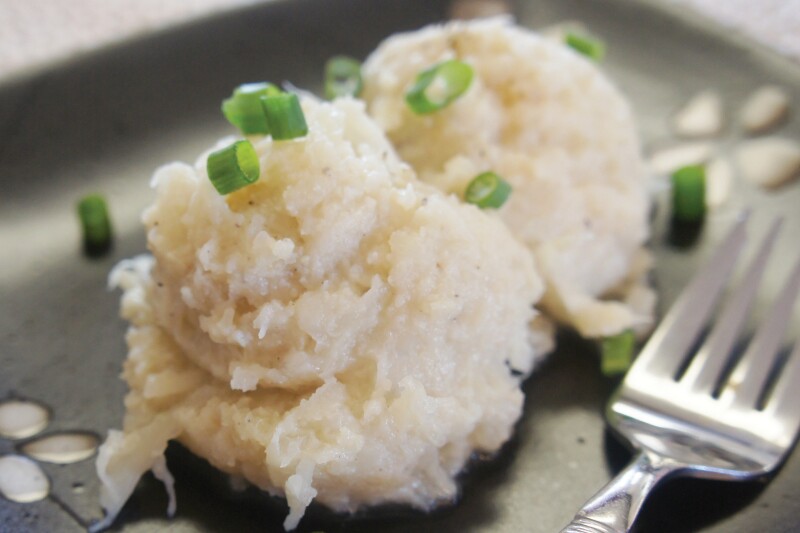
[362,17,655,337]
[95,97,544,530]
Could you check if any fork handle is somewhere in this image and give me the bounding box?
[560,452,676,533]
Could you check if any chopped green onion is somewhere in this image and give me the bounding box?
[464,171,512,209]
[207,140,260,195]
[405,59,473,115]
[671,164,706,223]
[565,32,606,61]
[77,194,112,254]
[261,92,309,140]
[324,56,363,100]
[601,330,635,376]
[222,82,281,134]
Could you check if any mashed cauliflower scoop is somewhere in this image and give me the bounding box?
[94,96,545,530]
[362,18,655,339]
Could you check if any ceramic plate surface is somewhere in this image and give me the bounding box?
[1,0,799,531]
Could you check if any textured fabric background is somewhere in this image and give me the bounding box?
[0,0,259,78]
[0,0,798,78]
[668,0,799,60]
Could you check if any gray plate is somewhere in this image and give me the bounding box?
[1,0,799,531]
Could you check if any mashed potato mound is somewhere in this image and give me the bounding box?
[362,17,655,338]
[95,97,544,530]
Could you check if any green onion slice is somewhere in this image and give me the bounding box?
[671,164,706,223]
[324,56,363,100]
[601,330,635,376]
[565,32,606,61]
[77,194,112,253]
[207,140,260,195]
[222,82,281,134]
[261,92,309,140]
[464,171,512,209]
[405,59,473,115]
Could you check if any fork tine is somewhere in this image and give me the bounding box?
[765,339,800,446]
[681,218,782,392]
[631,212,749,377]
[721,252,800,409]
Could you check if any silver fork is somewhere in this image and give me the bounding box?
[561,213,800,533]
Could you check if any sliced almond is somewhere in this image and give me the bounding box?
[0,455,49,503]
[0,400,49,440]
[740,86,790,134]
[705,156,733,209]
[736,137,800,188]
[648,142,714,176]
[672,90,724,137]
[20,432,99,464]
